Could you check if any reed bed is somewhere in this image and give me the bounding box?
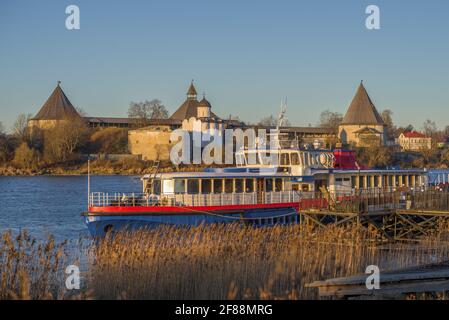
[87,223,449,299]
[0,230,68,299]
[2,223,449,299]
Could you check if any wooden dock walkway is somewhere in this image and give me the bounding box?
[298,189,449,241]
[307,261,449,299]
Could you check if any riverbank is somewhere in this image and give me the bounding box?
[0,160,217,176]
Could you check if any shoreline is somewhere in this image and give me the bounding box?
[0,163,216,177]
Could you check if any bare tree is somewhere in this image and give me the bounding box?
[128,99,169,127]
[258,115,291,127]
[44,117,89,163]
[258,115,277,127]
[13,113,32,142]
[0,135,13,164]
[422,119,437,137]
[396,124,414,135]
[318,110,343,132]
[12,142,40,169]
[356,144,392,168]
[381,109,396,140]
[443,125,449,137]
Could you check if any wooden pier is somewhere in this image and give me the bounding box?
[298,189,449,241]
[307,261,449,300]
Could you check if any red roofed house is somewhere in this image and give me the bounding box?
[398,131,432,151]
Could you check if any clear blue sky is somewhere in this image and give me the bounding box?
[1,0,448,131]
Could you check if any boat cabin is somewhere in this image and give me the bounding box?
[235,149,334,176]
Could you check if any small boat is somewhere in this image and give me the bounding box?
[82,145,427,237]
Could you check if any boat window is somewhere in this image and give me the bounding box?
[351,176,357,188]
[225,179,233,193]
[201,179,212,194]
[301,184,309,192]
[336,178,346,184]
[265,179,273,192]
[292,184,299,191]
[174,179,186,194]
[235,179,244,193]
[275,178,283,192]
[152,179,161,195]
[163,179,174,194]
[187,179,199,194]
[245,179,254,193]
[213,179,223,193]
[280,153,290,166]
[260,152,275,165]
[291,153,300,165]
[301,153,307,166]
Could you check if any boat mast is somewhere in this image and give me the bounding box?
[87,158,90,209]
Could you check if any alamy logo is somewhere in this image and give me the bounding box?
[169,124,279,166]
[65,5,80,30]
[170,127,279,167]
[365,265,380,290]
[365,5,381,30]
[65,265,80,290]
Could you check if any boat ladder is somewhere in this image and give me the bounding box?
[145,160,160,194]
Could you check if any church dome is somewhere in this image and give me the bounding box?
[198,96,212,109]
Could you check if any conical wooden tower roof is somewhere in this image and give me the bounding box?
[341,82,384,125]
[33,82,80,120]
[170,82,219,120]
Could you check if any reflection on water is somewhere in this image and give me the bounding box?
[0,175,141,242]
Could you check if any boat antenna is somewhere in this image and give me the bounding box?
[276,97,287,131]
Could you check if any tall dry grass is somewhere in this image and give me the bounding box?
[0,230,68,299]
[87,222,449,299]
[2,223,449,299]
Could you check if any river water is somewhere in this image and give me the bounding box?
[0,175,141,242]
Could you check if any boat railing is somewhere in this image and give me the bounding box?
[88,188,449,213]
[89,191,314,208]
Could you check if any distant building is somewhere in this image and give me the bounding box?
[28,81,82,130]
[128,82,336,161]
[28,81,337,162]
[128,82,236,161]
[28,82,136,130]
[398,131,432,151]
[338,82,386,147]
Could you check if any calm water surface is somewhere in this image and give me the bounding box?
[0,175,141,242]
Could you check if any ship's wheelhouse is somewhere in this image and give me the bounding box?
[236,149,334,169]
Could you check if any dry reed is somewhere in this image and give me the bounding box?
[2,222,449,299]
[0,230,68,299]
[87,222,449,299]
